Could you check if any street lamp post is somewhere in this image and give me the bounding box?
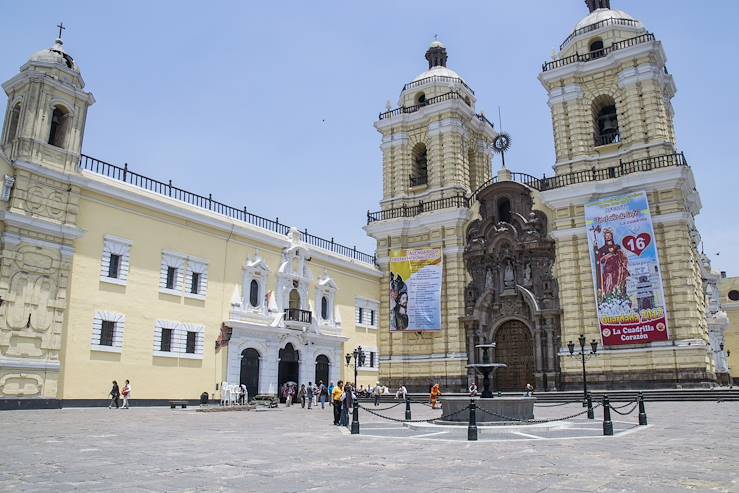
[345,346,364,434]
[568,334,598,407]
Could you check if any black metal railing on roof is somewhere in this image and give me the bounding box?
[367,152,688,224]
[79,154,376,265]
[559,17,642,51]
[284,308,312,324]
[402,75,475,95]
[543,33,655,72]
[379,91,469,120]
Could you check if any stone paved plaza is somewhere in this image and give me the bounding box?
[1,401,738,492]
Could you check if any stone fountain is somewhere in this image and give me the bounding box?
[439,343,535,424]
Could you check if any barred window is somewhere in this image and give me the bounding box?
[186,331,197,354]
[160,328,173,352]
[100,320,115,346]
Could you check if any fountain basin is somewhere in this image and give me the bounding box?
[440,396,535,424]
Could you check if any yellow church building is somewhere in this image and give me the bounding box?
[0,36,381,408]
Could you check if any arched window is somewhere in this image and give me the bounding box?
[592,96,620,146]
[468,148,477,190]
[5,103,21,144]
[249,279,259,307]
[415,92,426,105]
[321,296,328,320]
[497,197,512,223]
[410,142,428,187]
[289,289,301,310]
[48,106,70,148]
[589,39,604,59]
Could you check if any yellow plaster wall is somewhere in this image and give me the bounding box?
[719,276,739,381]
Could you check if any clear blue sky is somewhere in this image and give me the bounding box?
[2,1,737,274]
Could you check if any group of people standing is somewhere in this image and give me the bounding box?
[282,381,331,409]
[108,380,131,409]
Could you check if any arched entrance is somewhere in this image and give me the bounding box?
[315,354,329,385]
[278,343,300,402]
[494,320,535,392]
[240,348,260,400]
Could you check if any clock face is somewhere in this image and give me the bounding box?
[493,133,511,152]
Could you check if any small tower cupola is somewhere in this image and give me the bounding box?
[585,0,611,12]
[425,39,448,69]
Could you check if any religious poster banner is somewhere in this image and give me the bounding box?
[585,191,669,346]
[389,248,443,331]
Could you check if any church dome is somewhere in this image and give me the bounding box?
[413,65,463,83]
[28,38,80,73]
[574,8,642,31]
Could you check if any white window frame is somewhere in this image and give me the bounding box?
[184,257,208,300]
[91,311,125,353]
[315,274,337,328]
[160,252,185,295]
[359,346,379,372]
[355,297,380,330]
[240,255,270,316]
[100,235,132,286]
[153,321,205,360]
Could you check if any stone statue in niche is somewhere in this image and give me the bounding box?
[503,260,515,290]
[523,262,532,287]
[484,267,494,291]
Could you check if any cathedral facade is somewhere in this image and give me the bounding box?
[367,1,721,391]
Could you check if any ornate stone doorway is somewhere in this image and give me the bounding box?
[315,354,329,385]
[278,343,299,401]
[240,348,260,399]
[494,320,535,391]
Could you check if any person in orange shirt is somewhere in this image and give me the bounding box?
[430,383,441,409]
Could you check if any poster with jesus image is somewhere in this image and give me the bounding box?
[389,248,443,331]
[585,191,669,346]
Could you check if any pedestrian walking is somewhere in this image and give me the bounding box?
[108,380,120,409]
[332,381,344,425]
[340,383,352,426]
[319,381,328,410]
[373,381,382,406]
[121,379,131,409]
[524,383,533,397]
[430,383,441,409]
[299,384,307,408]
[306,382,314,409]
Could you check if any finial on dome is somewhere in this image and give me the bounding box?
[425,36,448,69]
[585,0,611,12]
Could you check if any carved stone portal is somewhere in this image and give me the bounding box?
[463,181,561,391]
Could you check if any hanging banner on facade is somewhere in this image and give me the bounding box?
[389,248,443,331]
[585,191,670,346]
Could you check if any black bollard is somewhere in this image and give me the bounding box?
[405,395,412,421]
[586,392,594,420]
[351,398,360,435]
[468,399,478,441]
[638,392,648,426]
[602,394,613,436]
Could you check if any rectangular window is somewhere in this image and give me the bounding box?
[370,309,375,326]
[358,307,364,324]
[108,254,121,278]
[370,351,376,368]
[100,320,115,346]
[190,272,200,294]
[166,266,177,290]
[160,328,173,352]
[185,331,197,354]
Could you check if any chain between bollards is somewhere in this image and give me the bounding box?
[467,399,478,441]
[405,395,412,421]
[602,394,613,436]
[351,397,360,435]
[586,392,594,420]
[638,392,648,426]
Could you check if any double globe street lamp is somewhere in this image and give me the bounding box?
[567,334,598,408]
[345,346,365,434]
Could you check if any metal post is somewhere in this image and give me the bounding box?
[350,395,360,435]
[638,392,648,426]
[581,341,588,407]
[586,392,594,420]
[405,395,412,421]
[467,399,478,441]
[602,394,613,436]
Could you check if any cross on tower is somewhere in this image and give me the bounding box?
[57,22,66,39]
[434,33,438,41]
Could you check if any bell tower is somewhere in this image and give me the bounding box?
[365,40,495,391]
[537,3,712,387]
[0,31,93,403]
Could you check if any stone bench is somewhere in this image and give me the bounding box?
[169,400,188,409]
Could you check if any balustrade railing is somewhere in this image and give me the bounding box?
[79,154,376,265]
[284,308,312,324]
[560,17,642,51]
[543,33,655,72]
[594,131,621,147]
[379,91,466,120]
[368,153,688,223]
[403,75,474,95]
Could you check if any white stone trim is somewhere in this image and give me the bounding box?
[100,235,132,285]
[547,84,584,106]
[160,252,185,292]
[1,175,15,201]
[0,210,85,240]
[355,298,379,329]
[152,320,204,359]
[2,232,75,257]
[185,259,208,297]
[91,311,125,353]
[380,352,468,363]
[0,356,60,371]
